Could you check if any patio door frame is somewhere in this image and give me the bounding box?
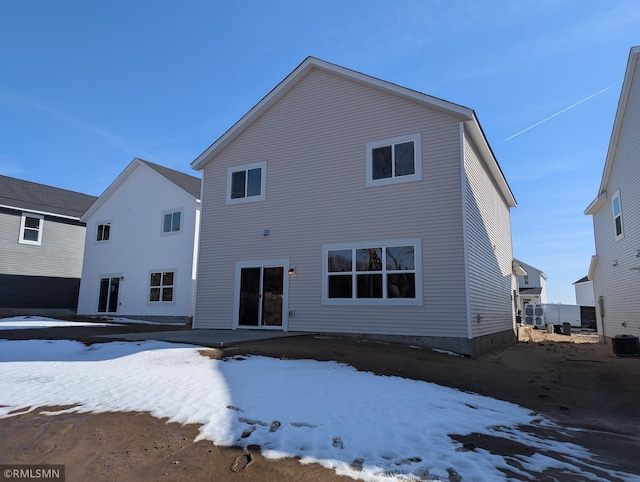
[233,258,290,331]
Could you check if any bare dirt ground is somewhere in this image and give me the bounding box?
[1,321,639,481]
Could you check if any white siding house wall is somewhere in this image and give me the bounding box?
[77,165,198,318]
[0,209,86,278]
[463,129,516,338]
[591,57,640,339]
[194,68,472,337]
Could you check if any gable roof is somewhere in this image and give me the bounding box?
[0,174,97,220]
[81,158,201,222]
[513,258,548,280]
[585,46,640,215]
[573,275,590,284]
[191,56,516,207]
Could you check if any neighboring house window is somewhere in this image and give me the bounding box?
[96,223,111,242]
[19,213,44,245]
[323,239,422,305]
[366,134,422,187]
[523,275,529,285]
[149,271,174,302]
[227,161,266,204]
[162,210,182,234]
[612,191,624,239]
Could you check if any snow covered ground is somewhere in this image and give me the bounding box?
[0,316,116,330]
[0,319,635,481]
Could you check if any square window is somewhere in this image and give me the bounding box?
[149,271,174,303]
[163,211,181,233]
[227,162,266,204]
[366,134,421,187]
[19,213,43,245]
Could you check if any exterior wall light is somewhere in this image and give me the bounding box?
[288,268,296,275]
[612,259,619,267]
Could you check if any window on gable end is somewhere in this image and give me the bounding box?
[366,134,422,187]
[227,161,266,204]
[96,222,111,242]
[162,210,182,234]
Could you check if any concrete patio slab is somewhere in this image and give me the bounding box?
[95,329,310,348]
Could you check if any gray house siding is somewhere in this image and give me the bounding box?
[196,68,472,340]
[0,207,87,312]
[588,49,640,341]
[463,131,516,341]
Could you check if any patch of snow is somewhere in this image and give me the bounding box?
[106,317,186,326]
[0,316,114,330]
[432,348,462,357]
[0,340,635,481]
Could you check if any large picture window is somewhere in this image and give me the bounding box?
[323,239,422,305]
[227,161,266,204]
[19,213,44,245]
[366,134,421,187]
[612,191,624,240]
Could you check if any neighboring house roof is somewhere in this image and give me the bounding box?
[0,174,97,220]
[81,158,201,222]
[513,258,548,280]
[585,45,640,214]
[191,56,516,208]
[573,275,590,284]
[519,287,543,296]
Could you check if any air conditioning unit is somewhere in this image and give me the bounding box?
[524,303,545,327]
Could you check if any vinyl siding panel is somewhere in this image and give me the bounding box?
[0,207,86,278]
[77,165,198,318]
[195,68,470,337]
[463,131,516,338]
[592,59,640,338]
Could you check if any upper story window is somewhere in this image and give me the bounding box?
[162,210,182,234]
[365,134,422,187]
[523,275,529,285]
[323,238,422,306]
[96,222,111,242]
[612,191,624,240]
[19,213,44,245]
[227,161,266,204]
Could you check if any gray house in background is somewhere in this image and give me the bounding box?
[191,57,518,356]
[0,175,97,315]
[585,46,640,343]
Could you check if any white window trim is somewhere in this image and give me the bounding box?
[161,208,184,235]
[226,161,267,205]
[95,221,112,244]
[365,133,422,187]
[322,238,423,306]
[612,191,624,240]
[147,269,177,305]
[18,212,44,245]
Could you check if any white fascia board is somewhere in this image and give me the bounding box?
[0,204,80,221]
[584,191,607,215]
[588,255,598,281]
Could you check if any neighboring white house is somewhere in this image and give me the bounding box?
[191,57,518,356]
[77,158,201,322]
[513,258,548,312]
[0,175,97,316]
[585,46,640,343]
[573,275,595,307]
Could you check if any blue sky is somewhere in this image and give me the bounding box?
[1,1,638,304]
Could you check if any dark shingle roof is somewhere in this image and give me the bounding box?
[138,159,201,199]
[0,175,98,219]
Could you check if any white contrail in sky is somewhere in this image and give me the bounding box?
[503,82,622,142]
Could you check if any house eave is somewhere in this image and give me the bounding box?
[0,204,81,221]
[584,191,607,215]
[191,56,479,172]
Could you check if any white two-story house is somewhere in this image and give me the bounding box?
[585,46,640,343]
[0,175,97,316]
[513,258,548,313]
[77,158,201,322]
[191,57,518,355]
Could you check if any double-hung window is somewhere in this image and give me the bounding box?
[323,239,422,305]
[96,222,111,242]
[227,161,266,204]
[162,210,182,234]
[366,134,422,187]
[19,213,44,245]
[612,191,624,240]
[149,271,174,303]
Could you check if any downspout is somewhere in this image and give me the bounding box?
[460,122,473,341]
